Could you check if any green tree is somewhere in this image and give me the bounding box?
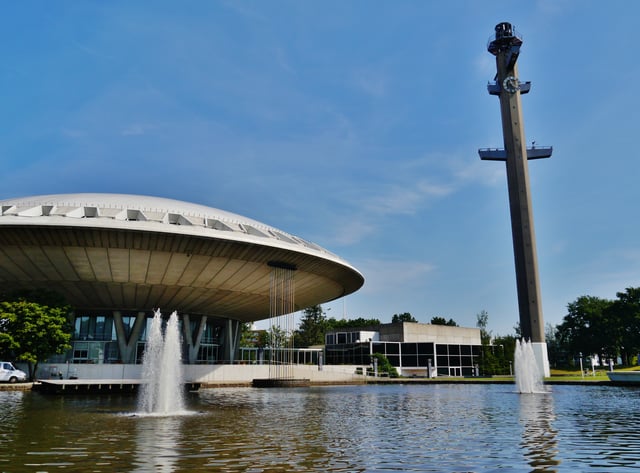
[475,310,498,375]
[492,334,517,375]
[557,295,612,360]
[239,323,256,347]
[266,325,289,348]
[370,353,399,378]
[545,323,565,367]
[294,305,327,347]
[326,317,381,330]
[255,330,270,348]
[0,300,72,380]
[608,287,640,364]
[476,310,491,344]
[392,312,417,323]
[431,316,458,326]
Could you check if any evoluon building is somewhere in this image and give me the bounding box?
[0,193,364,372]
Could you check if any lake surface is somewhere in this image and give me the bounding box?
[1,383,639,472]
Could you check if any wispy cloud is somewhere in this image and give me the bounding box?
[121,123,155,136]
[365,179,454,216]
[350,68,388,98]
[451,157,506,187]
[331,218,377,246]
[357,258,437,295]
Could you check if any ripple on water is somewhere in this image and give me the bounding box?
[3,384,640,471]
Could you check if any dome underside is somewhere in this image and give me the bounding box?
[0,225,364,321]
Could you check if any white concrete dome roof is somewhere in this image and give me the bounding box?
[0,193,334,255]
[0,193,364,321]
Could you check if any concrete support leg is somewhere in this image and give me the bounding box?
[183,314,207,364]
[113,311,147,363]
[224,319,241,364]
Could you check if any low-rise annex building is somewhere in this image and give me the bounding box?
[325,322,482,377]
[0,193,364,373]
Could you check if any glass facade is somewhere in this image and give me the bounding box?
[324,327,482,377]
[71,314,119,363]
[60,312,229,365]
[239,347,321,365]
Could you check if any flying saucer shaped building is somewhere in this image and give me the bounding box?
[0,193,364,365]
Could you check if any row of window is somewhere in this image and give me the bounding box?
[73,313,223,345]
[325,341,482,371]
[326,332,364,345]
[59,340,222,364]
[63,313,225,364]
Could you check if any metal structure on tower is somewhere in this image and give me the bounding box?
[478,22,552,376]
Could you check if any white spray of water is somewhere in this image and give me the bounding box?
[514,339,544,394]
[137,310,186,415]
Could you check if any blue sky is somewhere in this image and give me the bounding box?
[2,1,639,336]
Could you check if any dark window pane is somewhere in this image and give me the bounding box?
[402,343,417,354]
[401,355,418,367]
[386,344,399,354]
[417,343,434,356]
[417,355,432,366]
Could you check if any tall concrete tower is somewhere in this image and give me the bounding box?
[478,22,552,376]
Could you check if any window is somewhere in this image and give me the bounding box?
[197,344,219,363]
[417,343,434,357]
[73,314,115,341]
[75,316,90,340]
[121,316,136,340]
[200,321,221,344]
[385,343,399,355]
[73,342,89,360]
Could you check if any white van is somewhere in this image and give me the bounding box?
[0,362,27,383]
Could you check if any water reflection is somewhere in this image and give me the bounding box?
[0,392,24,469]
[555,385,640,470]
[2,385,640,471]
[133,415,184,472]
[519,391,560,471]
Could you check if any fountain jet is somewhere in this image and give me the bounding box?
[137,310,186,415]
[514,339,544,394]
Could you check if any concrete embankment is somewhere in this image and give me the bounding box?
[0,383,33,391]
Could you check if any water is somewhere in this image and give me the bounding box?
[2,383,640,472]
[515,339,544,394]
[137,310,186,415]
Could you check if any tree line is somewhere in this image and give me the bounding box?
[547,287,640,367]
[242,307,462,349]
